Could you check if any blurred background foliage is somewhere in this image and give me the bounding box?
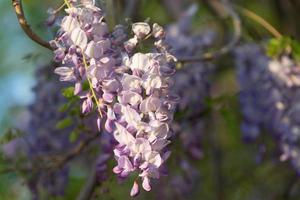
[1,0,300,199]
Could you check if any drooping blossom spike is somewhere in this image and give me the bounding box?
[6,64,73,199]
[235,44,300,173]
[52,1,177,196]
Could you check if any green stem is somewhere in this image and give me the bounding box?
[82,51,103,118]
[64,0,71,9]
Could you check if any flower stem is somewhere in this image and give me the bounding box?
[54,2,67,13]
[12,0,52,50]
[64,0,72,9]
[82,52,103,118]
[236,5,282,38]
[177,0,241,63]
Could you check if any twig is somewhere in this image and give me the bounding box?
[53,133,99,169]
[82,52,104,118]
[12,0,52,50]
[64,0,72,9]
[177,0,241,63]
[0,133,99,174]
[76,163,98,200]
[0,166,28,174]
[236,5,282,39]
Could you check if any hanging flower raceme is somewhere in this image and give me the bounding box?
[27,65,71,199]
[51,0,177,196]
[111,22,178,195]
[235,44,300,173]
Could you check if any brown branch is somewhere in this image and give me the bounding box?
[52,133,99,169]
[76,163,98,200]
[235,5,282,39]
[0,166,27,174]
[177,0,241,63]
[0,133,99,174]
[12,0,53,50]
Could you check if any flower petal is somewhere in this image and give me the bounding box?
[132,22,151,39]
[114,122,135,146]
[130,181,140,197]
[71,27,88,49]
[142,176,151,191]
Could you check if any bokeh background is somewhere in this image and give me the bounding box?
[1,0,300,199]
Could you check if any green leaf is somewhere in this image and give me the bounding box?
[62,87,75,99]
[266,36,300,61]
[58,98,79,113]
[69,130,80,143]
[0,129,24,145]
[291,40,300,61]
[82,81,89,91]
[55,118,73,129]
[266,36,290,57]
[58,103,70,113]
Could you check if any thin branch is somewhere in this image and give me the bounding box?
[236,5,282,39]
[64,0,72,9]
[12,0,53,50]
[53,133,99,169]
[177,0,242,63]
[0,133,99,174]
[76,163,98,200]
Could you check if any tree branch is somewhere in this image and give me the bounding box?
[0,133,99,174]
[76,163,98,200]
[12,0,53,50]
[52,133,99,169]
[177,0,241,63]
[235,5,282,39]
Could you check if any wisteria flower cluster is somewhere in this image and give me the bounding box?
[235,44,300,173]
[51,0,177,196]
[2,64,72,199]
[26,65,71,198]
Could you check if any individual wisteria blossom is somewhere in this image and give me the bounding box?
[52,0,177,196]
[235,44,300,173]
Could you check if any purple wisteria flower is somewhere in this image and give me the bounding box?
[52,0,177,196]
[112,51,176,194]
[235,44,300,173]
